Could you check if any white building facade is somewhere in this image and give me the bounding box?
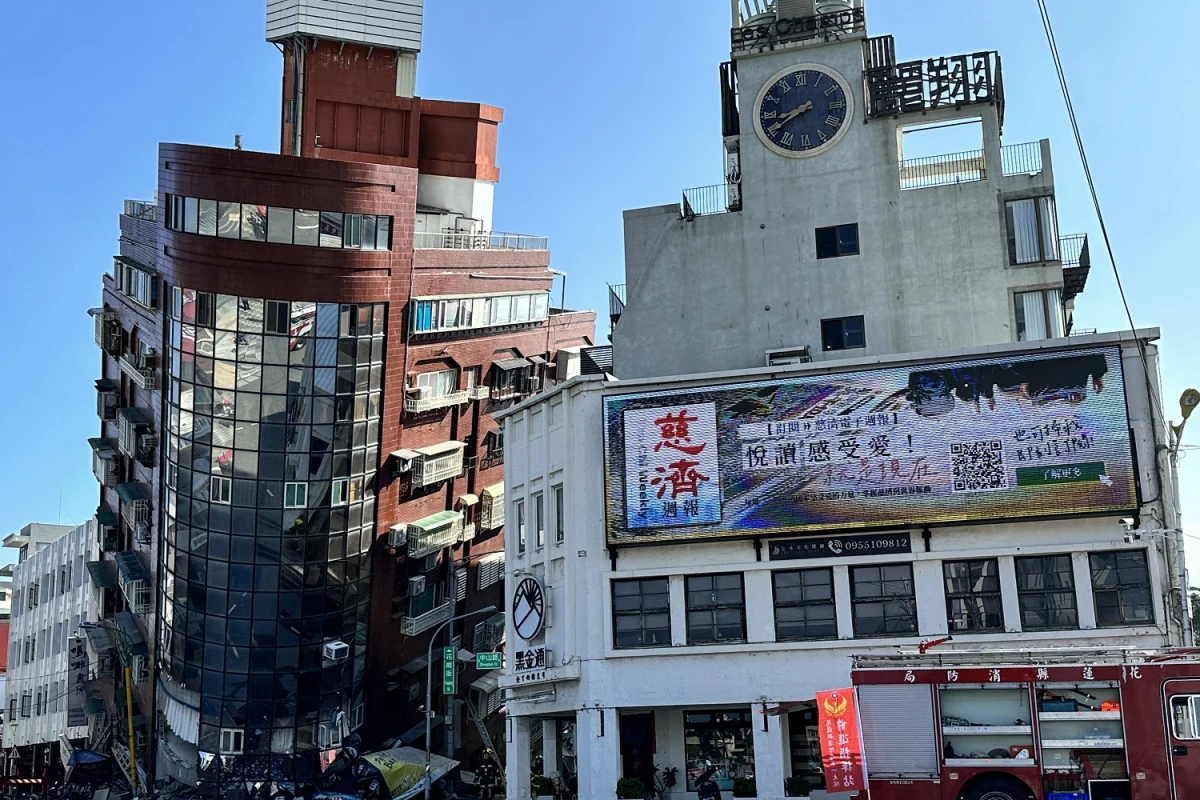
[500,3,1187,800]
[4,521,99,756]
[501,333,1183,800]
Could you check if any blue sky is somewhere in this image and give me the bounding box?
[1,1,1198,575]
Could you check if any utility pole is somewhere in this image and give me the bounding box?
[1169,388,1199,647]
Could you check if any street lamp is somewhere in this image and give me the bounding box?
[79,622,139,794]
[424,605,498,800]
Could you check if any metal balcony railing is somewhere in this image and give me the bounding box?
[462,522,477,543]
[401,600,453,636]
[413,231,548,251]
[123,200,157,222]
[899,149,986,190]
[467,386,491,401]
[411,452,465,488]
[122,580,151,615]
[681,183,742,218]
[92,450,118,487]
[404,389,470,414]
[1000,142,1043,176]
[119,354,156,389]
[407,522,463,559]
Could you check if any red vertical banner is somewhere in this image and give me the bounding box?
[815,688,868,793]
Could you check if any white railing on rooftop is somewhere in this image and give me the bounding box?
[404,389,470,414]
[414,231,548,251]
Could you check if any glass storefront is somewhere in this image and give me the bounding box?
[684,709,755,792]
[160,288,384,790]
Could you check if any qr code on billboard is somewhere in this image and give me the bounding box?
[950,440,1008,492]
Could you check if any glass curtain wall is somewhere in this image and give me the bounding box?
[160,288,384,791]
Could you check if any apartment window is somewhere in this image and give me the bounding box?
[464,367,479,390]
[1014,289,1064,342]
[1015,554,1078,630]
[295,209,320,246]
[944,559,1004,632]
[821,315,866,351]
[851,564,917,637]
[416,369,457,399]
[267,207,294,244]
[219,729,245,755]
[686,573,747,644]
[332,478,349,507]
[351,703,365,731]
[196,291,216,327]
[20,694,30,718]
[344,214,364,248]
[319,211,344,248]
[1006,196,1059,265]
[217,201,240,239]
[534,492,545,549]
[515,500,526,554]
[553,484,565,544]
[7,699,14,722]
[284,482,308,509]
[612,578,671,648]
[210,475,232,505]
[773,568,838,641]
[1090,551,1153,627]
[816,223,860,259]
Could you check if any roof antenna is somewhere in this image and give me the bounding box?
[235,135,243,150]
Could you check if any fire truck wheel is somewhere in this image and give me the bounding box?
[961,775,1033,800]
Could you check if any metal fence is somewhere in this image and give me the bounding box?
[681,183,740,218]
[1000,141,1043,176]
[899,149,986,191]
[413,231,549,251]
[123,199,157,221]
[1059,233,1088,268]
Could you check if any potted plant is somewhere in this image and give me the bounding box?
[732,777,757,798]
[531,775,556,800]
[616,777,645,799]
[784,776,812,797]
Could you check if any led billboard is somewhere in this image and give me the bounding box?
[603,346,1136,545]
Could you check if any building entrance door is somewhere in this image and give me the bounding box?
[619,713,656,790]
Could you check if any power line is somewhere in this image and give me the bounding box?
[1034,0,1167,428]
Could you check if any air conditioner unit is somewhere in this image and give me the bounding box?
[392,450,419,473]
[408,576,426,596]
[421,553,439,572]
[388,525,407,548]
[323,641,350,662]
[137,433,156,452]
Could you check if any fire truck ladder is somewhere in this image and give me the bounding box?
[467,697,506,783]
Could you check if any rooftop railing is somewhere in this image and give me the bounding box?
[899,142,1044,191]
[413,231,548,251]
[682,183,742,218]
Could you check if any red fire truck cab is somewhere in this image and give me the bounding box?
[847,649,1200,800]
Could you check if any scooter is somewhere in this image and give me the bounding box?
[695,760,722,800]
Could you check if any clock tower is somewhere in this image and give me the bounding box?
[613,1,1078,382]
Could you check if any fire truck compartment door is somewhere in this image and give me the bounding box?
[1165,680,1200,799]
[857,684,939,777]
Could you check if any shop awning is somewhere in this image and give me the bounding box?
[95,379,117,392]
[409,510,463,533]
[95,508,116,526]
[493,357,531,371]
[414,441,465,457]
[88,438,116,454]
[115,482,147,503]
[481,482,504,499]
[457,494,479,507]
[83,625,115,654]
[471,673,501,694]
[86,560,119,590]
[115,551,149,583]
[114,611,147,653]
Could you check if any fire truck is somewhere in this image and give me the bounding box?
[844,648,1200,800]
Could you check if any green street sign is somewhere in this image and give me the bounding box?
[443,647,456,694]
[476,652,503,670]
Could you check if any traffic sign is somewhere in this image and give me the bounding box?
[442,647,456,694]
[476,652,503,670]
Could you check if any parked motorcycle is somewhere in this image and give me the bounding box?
[695,760,722,800]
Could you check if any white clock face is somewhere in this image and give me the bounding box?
[753,64,855,158]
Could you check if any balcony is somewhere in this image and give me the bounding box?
[899,142,1043,192]
[404,388,470,414]
[401,599,453,636]
[117,407,153,460]
[90,310,122,355]
[1060,233,1091,302]
[681,183,741,219]
[409,442,466,488]
[413,230,548,251]
[90,439,119,487]
[480,482,505,530]
[461,522,477,543]
[467,386,491,402]
[116,551,151,615]
[119,352,157,390]
[96,379,118,420]
[406,511,465,559]
[115,483,151,543]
